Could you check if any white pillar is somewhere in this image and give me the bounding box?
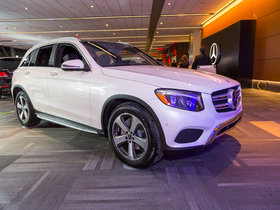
[189,29,201,65]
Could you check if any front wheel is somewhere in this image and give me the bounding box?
[108,102,163,168]
[15,91,40,127]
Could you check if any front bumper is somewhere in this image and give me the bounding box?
[205,111,242,145]
[147,92,242,150]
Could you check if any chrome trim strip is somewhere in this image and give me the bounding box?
[206,111,243,145]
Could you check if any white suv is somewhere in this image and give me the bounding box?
[12,37,242,167]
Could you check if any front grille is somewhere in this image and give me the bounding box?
[211,86,241,113]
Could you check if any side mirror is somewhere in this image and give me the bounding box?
[61,59,85,71]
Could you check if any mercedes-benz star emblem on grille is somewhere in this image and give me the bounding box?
[227,89,238,109]
[210,43,221,65]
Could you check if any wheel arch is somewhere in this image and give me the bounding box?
[12,85,29,104]
[101,95,166,144]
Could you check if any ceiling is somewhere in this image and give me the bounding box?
[0,0,232,55]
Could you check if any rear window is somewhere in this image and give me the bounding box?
[36,45,53,67]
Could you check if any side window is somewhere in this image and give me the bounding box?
[29,49,38,66]
[21,49,37,67]
[36,45,53,67]
[56,44,88,68]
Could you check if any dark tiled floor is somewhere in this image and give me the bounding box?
[0,89,280,210]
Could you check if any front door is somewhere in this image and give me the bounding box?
[48,43,91,126]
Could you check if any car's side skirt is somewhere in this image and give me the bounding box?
[36,112,104,135]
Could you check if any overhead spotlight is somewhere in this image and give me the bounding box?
[105,24,109,27]
[113,32,116,35]
[156,31,159,34]
[24,7,28,10]
[13,26,16,30]
[76,34,79,36]
[118,40,121,42]
[168,2,171,6]
[59,25,63,28]
[90,5,94,8]
[160,22,163,25]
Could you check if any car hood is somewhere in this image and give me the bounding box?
[101,65,240,94]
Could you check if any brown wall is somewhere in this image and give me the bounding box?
[202,0,280,82]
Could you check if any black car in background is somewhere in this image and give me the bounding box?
[0,57,22,98]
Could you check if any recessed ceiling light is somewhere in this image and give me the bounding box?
[156,31,159,34]
[24,7,28,10]
[160,22,163,25]
[105,24,109,27]
[90,5,94,8]
[153,38,156,41]
[76,34,79,36]
[59,25,63,28]
[13,26,16,30]
[168,2,171,6]
[113,32,116,35]
[118,40,121,42]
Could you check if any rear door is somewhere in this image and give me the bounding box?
[21,45,54,113]
[47,43,91,125]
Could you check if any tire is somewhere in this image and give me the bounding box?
[15,91,40,127]
[108,102,163,168]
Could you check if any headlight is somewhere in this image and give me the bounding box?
[155,89,204,111]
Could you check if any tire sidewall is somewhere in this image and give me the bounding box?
[108,105,155,167]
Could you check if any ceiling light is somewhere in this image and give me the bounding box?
[153,38,156,41]
[24,7,28,10]
[168,2,171,6]
[160,22,163,25]
[90,5,94,8]
[105,24,109,27]
[156,31,159,34]
[118,40,121,42]
[13,26,16,30]
[113,32,116,35]
[76,34,79,36]
[59,25,63,28]
[201,0,243,26]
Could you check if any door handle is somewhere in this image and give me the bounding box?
[50,71,58,76]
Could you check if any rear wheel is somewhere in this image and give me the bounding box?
[15,91,40,127]
[108,102,163,168]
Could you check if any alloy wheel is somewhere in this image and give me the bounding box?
[112,113,148,161]
[16,95,30,124]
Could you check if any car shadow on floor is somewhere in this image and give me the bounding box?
[155,134,241,176]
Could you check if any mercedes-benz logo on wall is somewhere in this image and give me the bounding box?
[210,43,221,65]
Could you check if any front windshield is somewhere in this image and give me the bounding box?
[82,41,161,67]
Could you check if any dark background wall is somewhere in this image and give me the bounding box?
[202,0,280,85]
[202,20,256,88]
